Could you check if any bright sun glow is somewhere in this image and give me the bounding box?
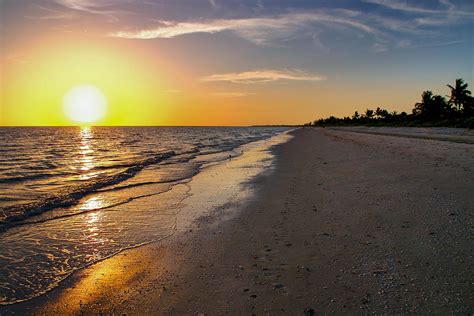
[63,85,108,124]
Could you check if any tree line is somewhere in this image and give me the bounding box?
[308,79,474,128]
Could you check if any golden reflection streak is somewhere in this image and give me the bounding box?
[83,204,107,256]
[76,127,97,179]
[85,211,101,235]
[75,128,108,239]
[80,196,106,211]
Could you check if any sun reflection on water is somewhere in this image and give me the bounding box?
[75,127,100,180]
[84,209,108,247]
[80,196,106,211]
[79,195,109,239]
[86,212,100,235]
[74,129,108,241]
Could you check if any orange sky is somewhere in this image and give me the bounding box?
[0,0,472,126]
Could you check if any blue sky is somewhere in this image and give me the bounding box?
[1,0,473,124]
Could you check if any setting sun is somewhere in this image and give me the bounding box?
[63,85,108,124]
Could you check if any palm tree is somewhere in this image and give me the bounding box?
[447,79,471,112]
[375,107,383,119]
[414,91,434,116]
[462,96,474,116]
[379,109,389,120]
[431,95,448,119]
[365,109,374,119]
[414,91,447,120]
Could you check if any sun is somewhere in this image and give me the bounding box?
[63,85,108,124]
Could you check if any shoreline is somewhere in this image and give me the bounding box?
[0,130,294,313]
[2,127,473,314]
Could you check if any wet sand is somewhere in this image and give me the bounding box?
[3,127,474,314]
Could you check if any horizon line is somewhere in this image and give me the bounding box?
[0,124,301,128]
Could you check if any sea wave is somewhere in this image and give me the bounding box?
[0,151,176,229]
[0,126,292,305]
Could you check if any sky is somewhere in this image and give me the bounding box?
[0,0,473,126]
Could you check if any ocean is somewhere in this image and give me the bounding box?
[0,126,290,304]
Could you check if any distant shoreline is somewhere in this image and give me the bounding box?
[324,126,474,144]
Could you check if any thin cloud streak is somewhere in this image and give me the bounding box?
[52,0,132,22]
[201,69,325,84]
[208,0,218,9]
[364,0,445,14]
[25,4,76,20]
[364,0,474,17]
[110,11,380,43]
[54,0,117,12]
[21,0,473,54]
[107,2,471,51]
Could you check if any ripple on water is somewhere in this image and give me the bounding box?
[0,127,292,304]
[0,182,190,304]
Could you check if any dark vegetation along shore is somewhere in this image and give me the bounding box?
[308,79,474,128]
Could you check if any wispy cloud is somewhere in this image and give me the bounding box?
[407,39,469,49]
[52,0,131,22]
[364,0,444,14]
[113,21,226,39]
[208,0,218,9]
[364,0,474,17]
[110,11,379,43]
[108,2,471,51]
[201,69,325,84]
[25,4,76,20]
[23,0,474,54]
[54,0,117,12]
[372,42,388,53]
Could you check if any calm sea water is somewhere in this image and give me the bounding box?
[0,126,289,304]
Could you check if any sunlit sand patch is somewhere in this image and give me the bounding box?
[39,251,160,313]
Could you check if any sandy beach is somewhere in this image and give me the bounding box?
[2,127,473,314]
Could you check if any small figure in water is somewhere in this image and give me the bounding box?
[229,154,232,160]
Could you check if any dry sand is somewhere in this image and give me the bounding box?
[2,127,473,314]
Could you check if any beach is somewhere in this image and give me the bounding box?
[2,127,473,314]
